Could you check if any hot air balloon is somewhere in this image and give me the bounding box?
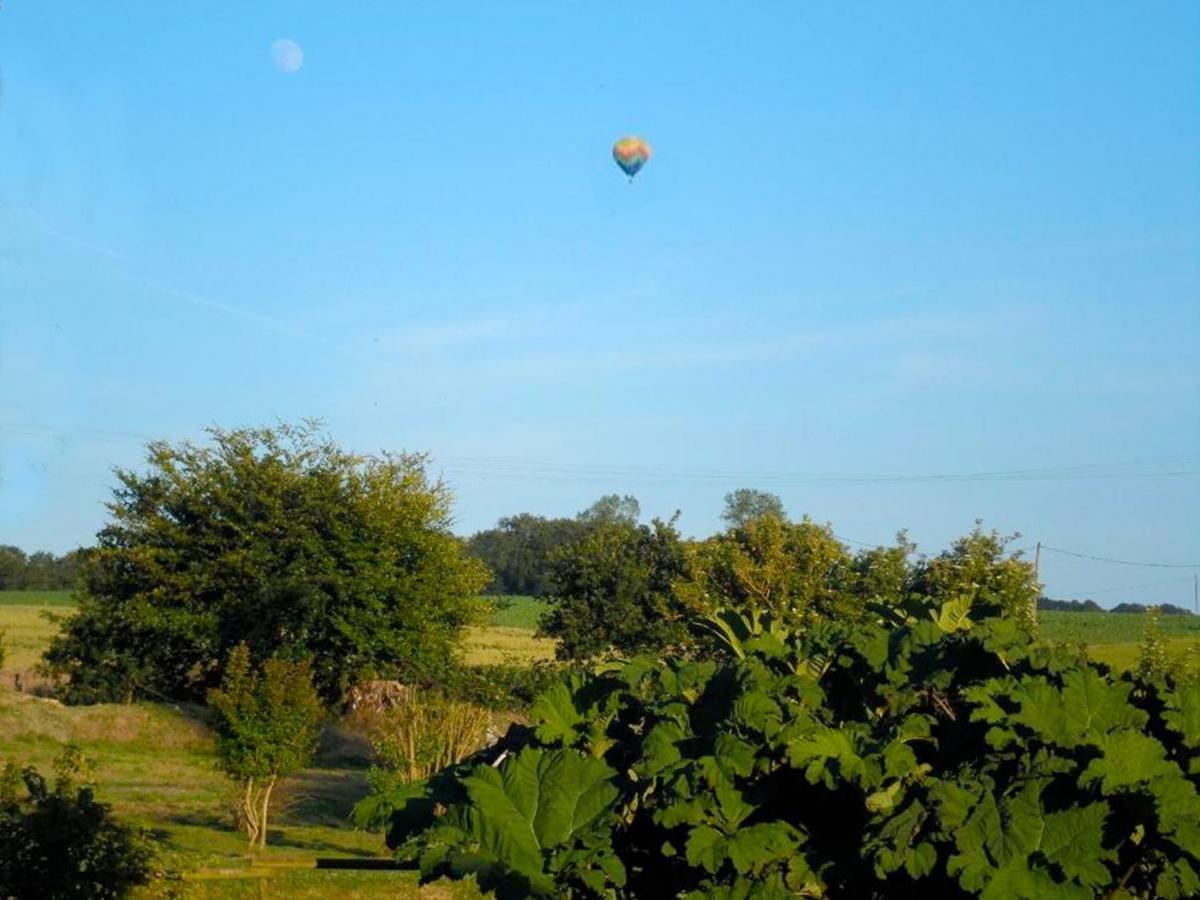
[612,136,652,180]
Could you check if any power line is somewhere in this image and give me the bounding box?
[438,454,1200,486]
[1046,575,1195,597]
[1039,545,1200,569]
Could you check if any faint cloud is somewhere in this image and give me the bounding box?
[13,212,343,350]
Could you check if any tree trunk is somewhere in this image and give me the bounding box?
[241,778,260,847]
[258,776,277,849]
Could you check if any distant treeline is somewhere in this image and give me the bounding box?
[0,546,87,590]
[1038,596,1194,615]
[464,489,781,596]
[464,494,643,595]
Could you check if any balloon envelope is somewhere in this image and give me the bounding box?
[612,136,652,178]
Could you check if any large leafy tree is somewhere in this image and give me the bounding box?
[465,495,642,597]
[540,518,689,661]
[576,494,641,527]
[45,423,489,704]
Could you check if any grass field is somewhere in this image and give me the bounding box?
[0,590,547,895]
[482,594,549,630]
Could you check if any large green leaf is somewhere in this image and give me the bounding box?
[1039,804,1114,887]
[1011,671,1144,748]
[1163,682,1200,751]
[1081,730,1176,793]
[452,747,619,887]
[529,682,584,746]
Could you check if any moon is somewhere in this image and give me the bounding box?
[270,39,304,74]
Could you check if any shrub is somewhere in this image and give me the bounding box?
[207,644,325,848]
[356,688,492,784]
[388,596,1200,898]
[349,688,494,834]
[445,662,571,711]
[0,746,154,899]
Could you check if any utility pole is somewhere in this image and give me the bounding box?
[1032,541,1042,627]
[1194,573,1198,614]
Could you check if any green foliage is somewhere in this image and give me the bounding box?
[466,496,641,597]
[207,644,325,847]
[541,518,689,661]
[0,745,155,899]
[467,515,588,597]
[446,661,572,711]
[418,747,624,898]
[392,592,1200,898]
[207,645,324,783]
[576,494,641,527]
[909,525,1040,634]
[676,514,861,630]
[44,422,489,703]
[720,488,786,529]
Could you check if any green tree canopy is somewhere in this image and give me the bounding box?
[466,513,587,596]
[540,518,688,661]
[908,525,1040,633]
[677,514,858,628]
[0,545,87,590]
[576,494,641,527]
[45,422,490,704]
[720,488,787,529]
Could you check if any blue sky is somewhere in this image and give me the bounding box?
[1,2,1197,606]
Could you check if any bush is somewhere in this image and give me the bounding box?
[355,688,492,784]
[350,689,494,834]
[388,596,1200,898]
[45,422,490,704]
[207,645,325,848]
[0,746,154,899]
[445,662,571,711]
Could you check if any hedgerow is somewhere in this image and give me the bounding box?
[380,592,1200,898]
